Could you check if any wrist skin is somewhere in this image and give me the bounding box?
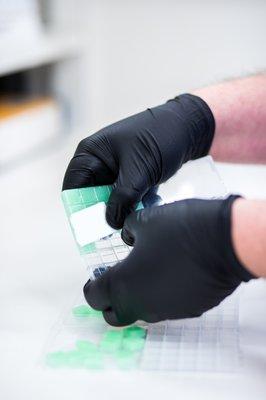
[232,198,266,278]
[193,74,266,164]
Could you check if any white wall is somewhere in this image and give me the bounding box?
[49,0,266,132]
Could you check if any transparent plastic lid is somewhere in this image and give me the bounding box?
[61,156,227,279]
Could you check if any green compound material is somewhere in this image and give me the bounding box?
[123,326,146,339]
[61,185,143,255]
[80,242,96,255]
[99,327,146,354]
[72,304,102,318]
[61,185,112,254]
[122,337,145,352]
[46,326,147,370]
[115,349,139,369]
[100,330,124,353]
[122,326,146,351]
[46,340,104,370]
[76,339,97,353]
[61,186,112,218]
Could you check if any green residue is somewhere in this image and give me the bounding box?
[122,337,145,352]
[72,305,91,317]
[121,326,146,351]
[83,354,103,369]
[72,304,102,318]
[76,340,97,353]
[123,326,146,339]
[46,340,103,370]
[115,349,139,369]
[100,330,124,353]
[46,324,147,370]
[80,186,111,205]
[65,350,87,368]
[99,327,146,366]
[61,186,112,215]
[61,189,82,206]
[80,242,96,254]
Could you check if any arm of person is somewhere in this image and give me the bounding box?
[193,73,266,163]
[232,198,266,278]
[64,73,265,231]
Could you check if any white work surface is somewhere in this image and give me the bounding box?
[1,140,266,400]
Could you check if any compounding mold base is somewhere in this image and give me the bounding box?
[46,157,240,372]
[61,185,138,280]
[61,156,228,281]
[45,291,241,372]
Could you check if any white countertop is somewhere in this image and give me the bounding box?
[1,141,266,400]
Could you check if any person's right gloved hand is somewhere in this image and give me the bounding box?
[83,196,255,326]
[63,94,215,229]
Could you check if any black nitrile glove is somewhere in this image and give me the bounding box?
[83,196,255,326]
[63,94,215,229]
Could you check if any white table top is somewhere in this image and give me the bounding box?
[1,141,266,400]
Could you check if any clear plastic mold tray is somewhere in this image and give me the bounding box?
[44,288,241,372]
[61,156,228,280]
[44,156,241,373]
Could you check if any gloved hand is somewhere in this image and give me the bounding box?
[63,94,215,228]
[83,196,255,326]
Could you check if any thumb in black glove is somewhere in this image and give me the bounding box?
[83,195,255,326]
[63,94,215,229]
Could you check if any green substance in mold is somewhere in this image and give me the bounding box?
[46,324,147,370]
[61,185,143,254]
[72,304,102,318]
[76,340,98,353]
[122,337,145,352]
[115,349,139,369]
[80,242,96,255]
[46,340,103,369]
[61,186,112,217]
[99,327,146,355]
[100,330,124,353]
[123,326,146,339]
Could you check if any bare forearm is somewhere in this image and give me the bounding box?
[193,74,266,163]
[232,199,266,278]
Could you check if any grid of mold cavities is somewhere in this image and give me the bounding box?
[46,291,240,372]
[62,186,133,279]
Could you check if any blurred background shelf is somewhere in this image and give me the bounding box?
[0,1,92,172]
[0,32,88,77]
[1,0,266,173]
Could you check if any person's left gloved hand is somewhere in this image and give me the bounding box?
[62,94,214,229]
[83,196,255,326]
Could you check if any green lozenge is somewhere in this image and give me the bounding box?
[115,349,139,370]
[75,339,98,353]
[123,326,146,339]
[122,336,145,352]
[100,330,124,353]
[72,304,102,318]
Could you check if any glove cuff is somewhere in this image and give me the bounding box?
[170,93,215,161]
[222,195,256,283]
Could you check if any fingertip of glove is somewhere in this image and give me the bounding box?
[83,277,110,311]
[83,279,94,307]
[103,309,137,327]
[105,205,124,229]
[121,227,135,246]
[102,309,123,326]
[106,186,142,229]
